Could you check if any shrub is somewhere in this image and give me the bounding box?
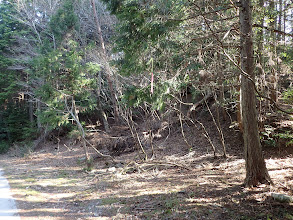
[0,141,10,154]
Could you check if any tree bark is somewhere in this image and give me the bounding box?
[90,0,119,124]
[239,0,272,186]
[37,100,42,130]
[256,0,264,78]
[283,0,286,42]
[29,100,34,124]
[268,0,278,106]
[255,0,265,131]
[278,0,283,41]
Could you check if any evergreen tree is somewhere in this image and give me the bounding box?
[28,0,100,131]
[0,0,34,152]
[31,41,100,130]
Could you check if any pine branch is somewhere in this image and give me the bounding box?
[253,24,293,37]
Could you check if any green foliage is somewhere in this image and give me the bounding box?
[0,0,102,144]
[101,0,209,111]
[284,213,293,220]
[0,0,21,68]
[261,124,293,148]
[67,128,81,140]
[0,70,18,105]
[31,41,99,130]
[0,103,37,154]
[280,47,293,66]
[1,104,36,142]
[0,0,106,148]
[0,1,24,103]
[102,0,187,76]
[283,88,293,105]
[0,141,10,154]
[47,0,79,47]
[260,125,276,147]
[0,1,36,149]
[273,131,293,147]
[121,78,182,111]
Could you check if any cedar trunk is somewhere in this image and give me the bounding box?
[239,0,272,186]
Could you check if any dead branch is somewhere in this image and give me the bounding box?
[253,24,293,37]
[125,109,148,160]
[190,29,238,43]
[179,110,193,150]
[83,138,115,161]
[144,160,192,171]
[64,96,91,168]
[91,0,119,123]
[187,92,213,118]
[172,106,217,158]
[204,95,227,158]
[121,160,192,174]
[60,93,117,166]
[195,3,293,116]
[168,6,234,22]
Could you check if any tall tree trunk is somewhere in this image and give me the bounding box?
[217,53,227,121]
[283,0,286,42]
[239,0,272,187]
[90,0,119,124]
[268,0,278,106]
[256,0,265,131]
[256,0,265,79]
[29,100,34,124]
[37,100,42,130]
[278,0,283,41]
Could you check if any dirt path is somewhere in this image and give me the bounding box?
[0,168,21,219]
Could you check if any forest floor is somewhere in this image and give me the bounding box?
[0,112,293,220]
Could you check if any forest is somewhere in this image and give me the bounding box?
[0,0,293,219]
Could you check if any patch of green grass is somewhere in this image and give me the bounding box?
[101,197,120,205]
[25,188,40,196]
[25,177,37,183]
[58,170,69,178]
[158,195,183,218]
[67,179,79,184]
[79,188,96,198]
[165,198,179,210]
[9,181,31,189]
[141,209,160,220]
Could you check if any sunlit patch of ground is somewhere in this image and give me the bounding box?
[0,127,293,219]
